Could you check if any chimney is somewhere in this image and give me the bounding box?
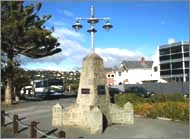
[141,57,145,64]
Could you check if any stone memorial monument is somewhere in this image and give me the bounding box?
[52,6,134,134]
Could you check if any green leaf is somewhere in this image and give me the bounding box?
[36,2,42,11]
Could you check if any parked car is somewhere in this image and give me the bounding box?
[109,87,122,103]
[125,86,155,98]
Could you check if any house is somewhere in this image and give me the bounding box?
[116,57,154,84]
[105,53,169,85]
[105,68,115,86]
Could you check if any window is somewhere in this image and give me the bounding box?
[186,77,189,82]
[171,46,181,54]
[185,69,189,74]
[172,69,183,75]
[183,44,190,52]
[172,62,182,69]
[154,66,158,72]
[184,52,189,57]
[160,48,170,55]
[118,72,121,76]
[161,70,171,75]
[185,61,189,68]
[171,53,182,59]
[160,64,170,70]
[35,81,48,88]
[160,55,170,61]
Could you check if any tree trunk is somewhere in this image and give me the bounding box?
[4,49,14,105]
[5,78,13,105]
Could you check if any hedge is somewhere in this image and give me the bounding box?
[135,102,189,121]
[114,93,189,121]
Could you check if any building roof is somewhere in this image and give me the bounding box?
[121,60,153,69]
[159,41,190,49]
[104,68,113,72]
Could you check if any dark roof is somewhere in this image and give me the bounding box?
[104,68,113,72]
[121,60,153,69]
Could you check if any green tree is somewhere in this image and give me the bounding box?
[1,1,61,104]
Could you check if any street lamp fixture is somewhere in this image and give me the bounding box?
[72,5,113,53]
[103,21,113,31]
[72,21,83,31]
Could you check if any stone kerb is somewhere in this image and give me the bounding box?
[52,103,63,127]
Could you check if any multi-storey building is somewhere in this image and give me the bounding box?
[159,41,189,82]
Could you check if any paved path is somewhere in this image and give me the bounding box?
[1,98,189,139]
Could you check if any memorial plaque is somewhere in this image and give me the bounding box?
[97,85,105,95]
[81,88,90,94]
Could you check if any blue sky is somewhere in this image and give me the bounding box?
[21,1,189,71]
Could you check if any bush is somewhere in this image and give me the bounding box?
[115,93,144,107]
[147,93,185,103]
[114,93,189,121]
[134,102,189,121]
[114,93,127,107]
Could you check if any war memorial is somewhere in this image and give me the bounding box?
[52,6,134,134]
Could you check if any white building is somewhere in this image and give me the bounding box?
[111,56,166,85]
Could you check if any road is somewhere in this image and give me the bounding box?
[1,97,189,139]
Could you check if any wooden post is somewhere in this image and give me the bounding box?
[58,131,66,138]
[1,110,5,127]
[13,114,19,134]
[30,121,38,138]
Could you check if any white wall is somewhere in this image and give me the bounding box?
[127,69,153,84]
[151,47,160,81]
[114,71,128,85]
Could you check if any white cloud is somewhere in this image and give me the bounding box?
[53,21,68,27]
[20,26,152,71]
[52,27,82,39]
[20,26,88,70]
[63,10,74,17]
[56,9,74,17]
[95,48,144,67]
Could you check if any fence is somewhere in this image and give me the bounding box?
[113,82,189,94]
[1,110,65,138]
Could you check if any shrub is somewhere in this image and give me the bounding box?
[147,93,185,103]
[134,102,189,121]
[114,93,189,121]
[114,93,127,107]
[115,93,144,107]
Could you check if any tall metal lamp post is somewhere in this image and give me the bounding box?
[72,5,113,53]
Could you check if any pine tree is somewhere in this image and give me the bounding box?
[1,1,61,104]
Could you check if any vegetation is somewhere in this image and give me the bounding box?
[114,93,189,121]
[1,1,61,104]
[135,102,189,121]
[1,65,30,99]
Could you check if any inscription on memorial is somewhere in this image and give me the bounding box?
[97,85,105,95]
[81,88,90,94]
